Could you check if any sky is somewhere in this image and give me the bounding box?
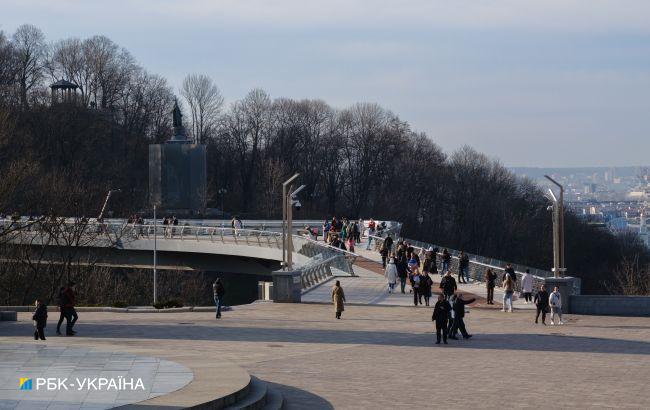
[2,0,649,167]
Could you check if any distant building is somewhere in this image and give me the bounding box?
[148,100,207,214]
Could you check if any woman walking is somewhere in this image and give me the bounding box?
[502,274,515,312]
[420,271,433,306]
[332,280,346,319]
[534,284,549,325]
[521,269,533,304]
[549,286,564,325]
[384,256,398,294]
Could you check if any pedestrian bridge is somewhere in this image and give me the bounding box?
[0,218,358,291]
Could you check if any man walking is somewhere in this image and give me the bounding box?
[449,293,475,340]
[432,295,452,344]
[458,251,469,284]
[62,282,78,336]
[213,278,225,319]
[534,284,549,325]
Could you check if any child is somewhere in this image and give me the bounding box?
[32,299,48,340]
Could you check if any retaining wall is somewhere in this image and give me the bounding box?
[570,295,650,317]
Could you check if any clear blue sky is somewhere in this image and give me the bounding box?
[2,0,649,167]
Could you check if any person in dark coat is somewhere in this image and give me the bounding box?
[449,293,475,340]
[534,284,550,325]
[32,299,47,341]
[439,271,457,300]
[431,294,451,344]
[420,272,433,306]
[213,278,225,319]
[380,244,389,268]
[384,235,394,252]
[396,255,409,293]
[485,269,497,305]
[55,286,66,335]
[62,282,78,336]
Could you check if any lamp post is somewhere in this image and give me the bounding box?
[544,175,565,278]
[153,204,158,304]
[282,173,300,270]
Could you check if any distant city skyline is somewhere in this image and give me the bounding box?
[2,0,649,167]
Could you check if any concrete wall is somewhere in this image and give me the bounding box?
[570,295,650,317]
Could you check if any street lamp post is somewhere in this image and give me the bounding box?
[153,204,158,304]
[545,175,565,278]
[282,173,300,270]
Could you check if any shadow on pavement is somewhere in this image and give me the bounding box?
[2,321,650,355]
[264,381,334,410]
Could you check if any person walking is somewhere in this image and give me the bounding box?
[441,248,451,276]
[439,271,457,300]
[332,280,346,319]
[485,269,497,305]
[62,282,78,336]
[420,271,433,306]
[32,299,47,341]
[55,286,66,335]
[347,235,355,253]
[449,293,475,340]
[366,218,376,250]
[458,251,469,284]
[397,255,409,294]
[409,265,421,306]
[384,235,394,253]
[502,275,515,312]
[213,278,225,319]
[549,286,564,325]
[521,269,533,304]
[384,256,398,294]
[431,294,452,344]
[380,244,389,268]
[534,284,550,325]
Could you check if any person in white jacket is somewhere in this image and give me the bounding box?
[548,287,564,325]
[384,256,398,293]
[521,269,534,304]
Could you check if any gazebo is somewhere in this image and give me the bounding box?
[50,79,79,104]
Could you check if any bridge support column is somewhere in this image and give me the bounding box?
[272,271,302,303]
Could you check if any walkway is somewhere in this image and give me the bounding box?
[304,237,535,311]
[2,304,650,409]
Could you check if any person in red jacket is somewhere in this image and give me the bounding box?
[62,281,78,336]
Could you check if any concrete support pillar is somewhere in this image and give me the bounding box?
[272,271,302,303]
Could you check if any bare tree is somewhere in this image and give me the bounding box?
[12,24,46,108]
[181,74,224,144]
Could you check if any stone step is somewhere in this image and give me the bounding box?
[260,387,284,410]
[224,376,268,410]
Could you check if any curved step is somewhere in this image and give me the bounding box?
[261,387,284,410]
[224,376,268,410]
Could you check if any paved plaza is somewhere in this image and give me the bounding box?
[0,344,192,409]
[1,302,650,409]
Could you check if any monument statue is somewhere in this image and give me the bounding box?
[172,99,183,128]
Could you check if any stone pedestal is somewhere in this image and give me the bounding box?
[272,271,302,303]
[544,277,578,314]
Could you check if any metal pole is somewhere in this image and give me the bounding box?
[558,185,566,277]
[153,204,157,304]
[287,191,293,271]
[282,183,287,270]
[545,175,565,278]
[281,173,299,271]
